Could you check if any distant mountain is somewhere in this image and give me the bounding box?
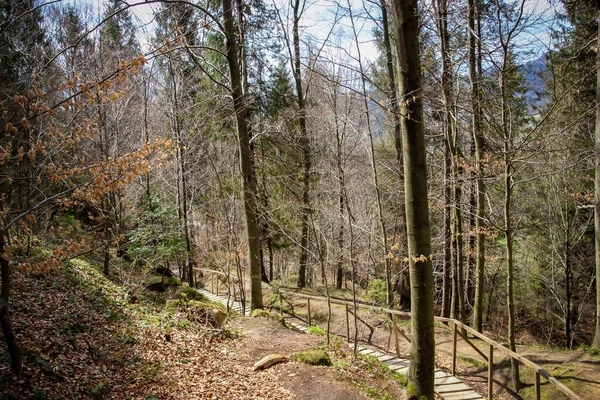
[521,54,548,110]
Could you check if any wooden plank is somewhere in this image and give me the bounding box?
[389,365,409,374]
[434,376,462,386]
[436,383,478,393]
[452,322,457,375]
[435,370,453,378]
[345,304,350,342]
[439,392,483,400]
[456,328,488,362]
[488,344,493,400]
[384,360,410,368]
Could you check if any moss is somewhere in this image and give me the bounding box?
[179,285,204,301]
[164,277,182,287]
[250,309,285,325]
[457,355,487,368]
[292,349,332,366]
[250,309,271,318]
[307,325,326,335]
[145,275,181,287]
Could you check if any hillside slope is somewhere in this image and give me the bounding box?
[0,261,407,399]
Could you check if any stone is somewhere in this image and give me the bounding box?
[213,309,227,329]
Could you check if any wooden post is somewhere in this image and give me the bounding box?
[345,304,350,342]
[534,371,541,400]
[392,314,401,357]
[488,344,494,400]
[216,276,219,295]
[211,274,214,294]
[279,293,283,318]
[452,322,458,375]
[307,298,312,326]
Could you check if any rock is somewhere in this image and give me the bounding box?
[155,265,174,277]
[213,309,227,329]
[146,281,165,292]
[253,354,288,371]
[292,349,332,366]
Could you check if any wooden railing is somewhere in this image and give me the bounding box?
[198,269,581,400]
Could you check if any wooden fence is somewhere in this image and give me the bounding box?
[198,269,581,400]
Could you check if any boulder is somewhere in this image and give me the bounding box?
[292,349,332,366]
[213,309,227,329]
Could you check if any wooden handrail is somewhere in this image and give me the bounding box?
[200,271,581,400]
[276,287,581,400]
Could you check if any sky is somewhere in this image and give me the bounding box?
[59,0,560,68]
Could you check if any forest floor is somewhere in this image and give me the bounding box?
[258,286,600,400]
[0,262,408,399]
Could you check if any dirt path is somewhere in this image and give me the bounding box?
[232,315,408,399]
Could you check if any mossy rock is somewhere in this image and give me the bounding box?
[250,309,285,325]
[145,276,181,292]
[292,349,332,366]
[179,285,204,301]
[250,309,271,318]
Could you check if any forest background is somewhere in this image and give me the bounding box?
[1,0,599,395]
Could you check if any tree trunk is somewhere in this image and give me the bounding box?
[292,0,311,288]
[348,0,392,306]
[380,0,409,308]
[565,238,572,348]
[222,0,263,311]
[437,0,464,326]
[442,140,451,318]
[501,63,520,388]
[469,0,486,334]
[333,81,346,291]
[0,230,21,376]
[593,14,600,349]
[505,159,520,389]
[391,1,435,397]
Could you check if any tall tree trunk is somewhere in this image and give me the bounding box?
[565,237,572,348]
[442,140,451,318]
[437,0,464,325]
[504,157,519,389]
[292,0,311,288]
[333,81,346,290]
[380,0,409,308]
[222,0,263,311]
[470,0,486,334]
[593,14,600,349]
[169,60,193,287]
[501,62,520,390]
[0,229,21,376]
[348,0,392,306]
[466,141,476,313]
[236,0,270,285]
[336,188,345,290]
[391,1,435,397]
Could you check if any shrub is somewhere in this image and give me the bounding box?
[366,279,388,305]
